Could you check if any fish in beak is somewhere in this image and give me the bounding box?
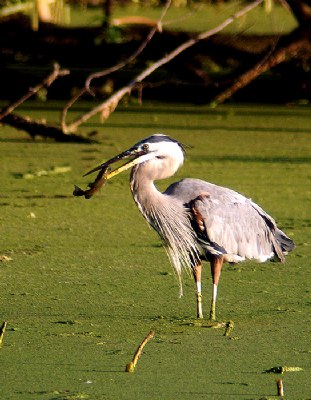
[73,146,148,199]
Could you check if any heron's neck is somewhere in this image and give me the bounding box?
[130,166,164,221]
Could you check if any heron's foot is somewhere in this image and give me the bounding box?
[206,306,226,328]
[209,307,216,321]
[209,315,216,322]
[196,292,203,320]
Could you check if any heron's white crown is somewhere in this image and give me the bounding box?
[130,134,185,180]
[135,134,184,164]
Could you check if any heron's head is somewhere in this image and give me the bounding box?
[84,134,185,181]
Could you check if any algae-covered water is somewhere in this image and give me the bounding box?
[0,103,310,399]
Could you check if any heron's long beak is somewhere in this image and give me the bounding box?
[83,149,132,177]
[83,147,147,181]
[105,156,145,180]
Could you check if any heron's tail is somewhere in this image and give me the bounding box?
[275,228,295,255]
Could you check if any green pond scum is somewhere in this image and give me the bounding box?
[0,102,310,399]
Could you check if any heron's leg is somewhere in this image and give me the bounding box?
[193,262,203,319]
[209,256,224,320]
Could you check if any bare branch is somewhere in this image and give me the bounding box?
[60,86,87,132]
[284,0,311,23]
[214,24,311,104]
[64,0,263,133]
[0,63,69,121]
[60,0,171,133]
[85,0,171,90]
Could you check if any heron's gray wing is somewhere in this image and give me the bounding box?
[165,178,293,262]
[248,201,295,254]
[187,190,282,262]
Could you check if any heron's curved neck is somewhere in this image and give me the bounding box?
[130,166,164,218]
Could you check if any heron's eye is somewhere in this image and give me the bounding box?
[142,143,149,152]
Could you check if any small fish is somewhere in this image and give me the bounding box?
[73,166,110,199]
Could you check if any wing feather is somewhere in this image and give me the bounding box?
[165,178,289,263]
[189,193,278,262]
[165,178,294,262]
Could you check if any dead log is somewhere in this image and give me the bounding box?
[1,113,94,143]
[0,63,94,142]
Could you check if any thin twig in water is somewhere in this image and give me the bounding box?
[277,378,284,396]
[0,321,7,347]
[125,330,155,373]
[224,320,234,336]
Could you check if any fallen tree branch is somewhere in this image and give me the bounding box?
[0,64,95,142]
[1,113,94,142]
[63,0,264,133]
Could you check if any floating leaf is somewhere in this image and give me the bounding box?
[0,255,12,262]
[15,166,71,179]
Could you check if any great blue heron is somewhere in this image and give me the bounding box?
[75,134,295,320]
